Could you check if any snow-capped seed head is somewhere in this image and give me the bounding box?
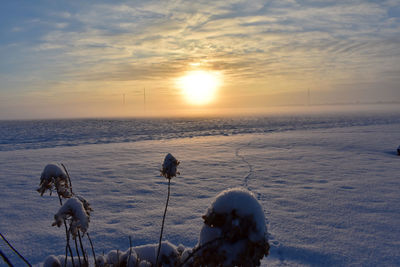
[37,164,71,198]
[43,255,61,267]
[161,153,180,179]
[106,250,123,266]
[52,197,90,238]
[95,255,107,267]
[120,248,138,267]
[139,260,152,267]
[196,188,269,266]
[75,195,93,216]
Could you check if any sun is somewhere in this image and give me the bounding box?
[177,70,221,105]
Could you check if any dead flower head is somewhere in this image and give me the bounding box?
[161,153,180,179]
[52,197,91,238]
[37,164,71,198]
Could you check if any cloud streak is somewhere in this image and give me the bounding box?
[0,0,399,118]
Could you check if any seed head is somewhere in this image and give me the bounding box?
[161,153,180,179]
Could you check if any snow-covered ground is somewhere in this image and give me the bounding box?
[1,120,400,266]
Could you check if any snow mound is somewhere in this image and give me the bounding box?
[43,255,60,267]
[43,255,86,267]
[134,241,180,266]
[195,187,269,266]
[95,241,180,267]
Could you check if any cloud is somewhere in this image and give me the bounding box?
[0,0,399,116]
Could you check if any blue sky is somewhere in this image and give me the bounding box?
[1,0,399,118]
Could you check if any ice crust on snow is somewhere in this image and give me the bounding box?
[52,197,90,237]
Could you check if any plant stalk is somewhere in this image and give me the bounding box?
[0,248,14,267]
[78,231,88,266]
[179,237,224,266]
[87,233,96,266]
[0,232,31,267]
[74,237,82,267]
[155,178,171,266]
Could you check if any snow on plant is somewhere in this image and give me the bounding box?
[95,255,107,267]
[106,249,123,266]
[103,248,139,266]
[94,242,181,267]
[135,241,180,266]
[43,255,60,267]
[43,255,87,267]
[37,164,71,198]
[52,197,91,238]
[156,153,180,266]
[120,248,138,267]
[38,158,270,266]
[37,163,96,267]
[160,153,180,179]
[192,188,270,266]
[75,195,93,217]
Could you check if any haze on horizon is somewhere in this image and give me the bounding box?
[0,1,399,119]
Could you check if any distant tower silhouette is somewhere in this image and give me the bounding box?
[307,88,310,106]
[144,88,146,112]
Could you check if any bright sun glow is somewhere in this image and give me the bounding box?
[177,70,221,105]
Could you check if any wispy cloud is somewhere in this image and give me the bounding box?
[0,0,399,118]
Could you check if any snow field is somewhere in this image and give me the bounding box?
[0,122,399,266]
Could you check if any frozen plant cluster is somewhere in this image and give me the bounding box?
[43,188,268,267]
[37,163,93,266]
[193,188,269,266]
[38,157,269,266]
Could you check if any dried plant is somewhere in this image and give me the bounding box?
[37,163,95,267]
[160,153,180,179]
[52,197,91,238]
[37,164,72,198]
[156,153,180,266]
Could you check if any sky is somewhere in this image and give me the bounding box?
[0,0,399,119]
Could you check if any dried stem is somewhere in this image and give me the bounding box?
[61,163,74,195]
[127,236,133,266]
[155,178,171,266]
[78,231,88,266]
[87,233,96,267]
[0,232,31,267]
[57,194,75,267]
[0,249,14,267]
[66,228,76,267]
[179,237,224,266]
[74,238,82,267]
[117,249,120,267]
